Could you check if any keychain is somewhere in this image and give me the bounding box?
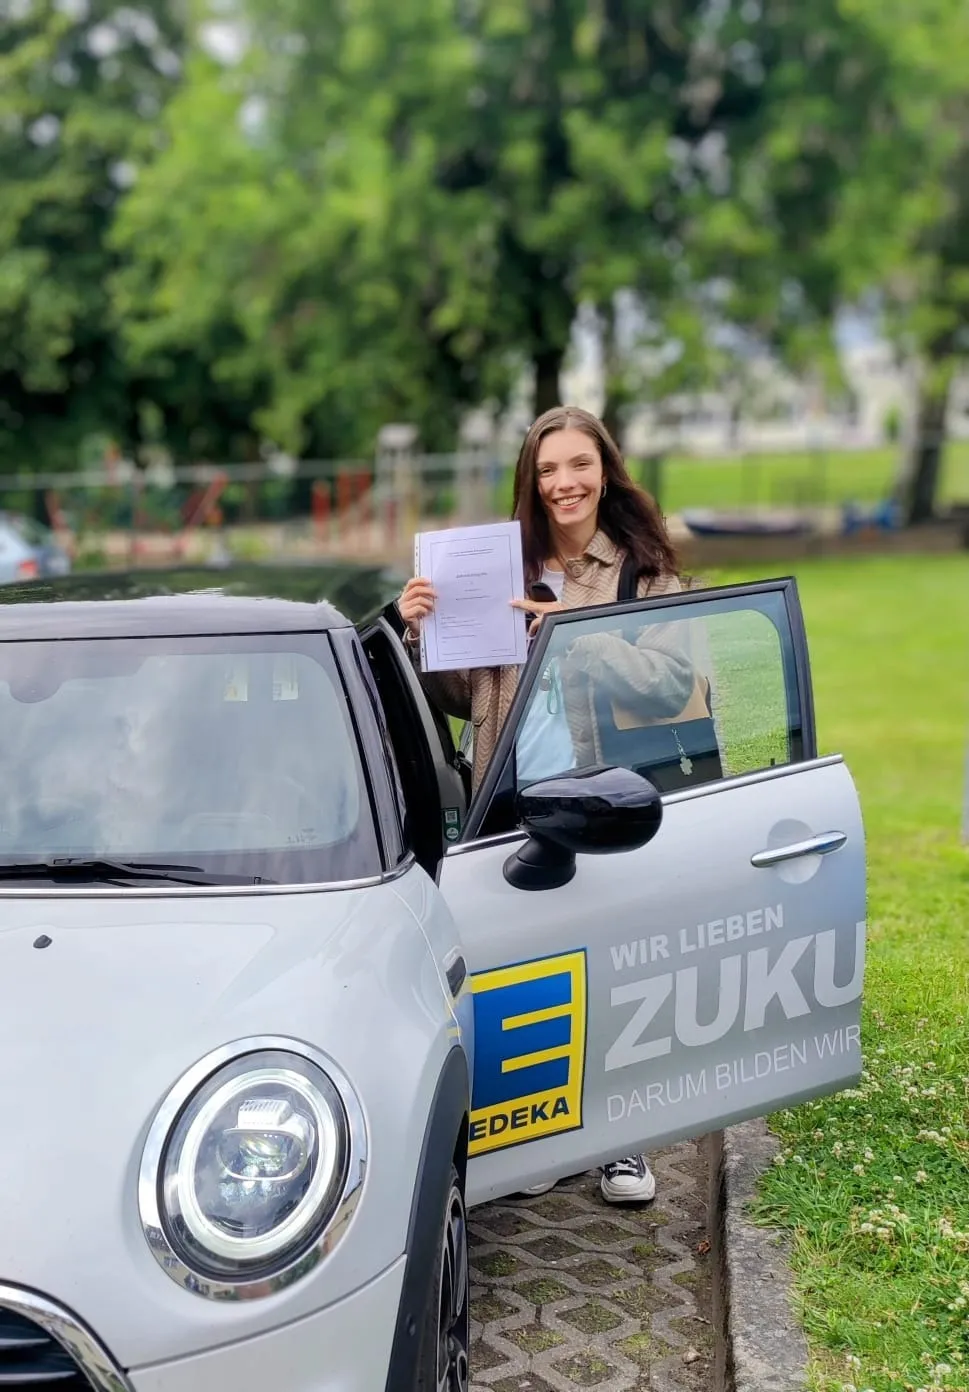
[671,725,693,776]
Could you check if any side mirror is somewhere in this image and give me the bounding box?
[503,765,663,892]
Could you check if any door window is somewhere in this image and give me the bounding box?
[465,581,812,839]
[513,589,799,794]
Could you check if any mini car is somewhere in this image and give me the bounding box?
[0,563,866,1392]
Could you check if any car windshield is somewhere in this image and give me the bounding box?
[0,632,380,886]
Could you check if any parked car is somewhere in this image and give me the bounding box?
[0,563,866,1391]
[0,511,71,583]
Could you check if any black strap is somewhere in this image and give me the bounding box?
[617,553,640,604]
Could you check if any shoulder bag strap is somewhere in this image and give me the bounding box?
[617,553,639,604]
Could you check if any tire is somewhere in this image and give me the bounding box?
[415,1164,470,1392]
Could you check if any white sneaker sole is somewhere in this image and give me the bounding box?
[600,1172,657,1204]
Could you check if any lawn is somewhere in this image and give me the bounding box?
[494,442,969,515]
[706,553,969,1392]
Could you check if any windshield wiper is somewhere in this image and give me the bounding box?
[0,859,270,887]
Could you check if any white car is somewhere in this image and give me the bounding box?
[0,565,865,1391]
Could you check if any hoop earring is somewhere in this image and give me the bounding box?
[601,482,607,497]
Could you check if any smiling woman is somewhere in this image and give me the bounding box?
[396,406,689,794]
[395,405,698,1208]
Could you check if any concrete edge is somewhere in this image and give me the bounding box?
[706,1121,810,1392]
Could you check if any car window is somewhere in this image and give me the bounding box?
[5,514,51,547]
[510,588,801,796]
[0,633,381,885]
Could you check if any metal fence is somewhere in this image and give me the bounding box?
[0,437,962,570]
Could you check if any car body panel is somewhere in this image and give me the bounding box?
[0,562,402,620]
[443,757,865,1206]
[425,579,865,1207]
[127,1258,407,1392]
[388,852,474,1061]
[0,872,455,1367]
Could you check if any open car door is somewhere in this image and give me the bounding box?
[435,579,866,1207]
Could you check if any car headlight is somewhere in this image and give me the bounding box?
[139,1039,367,1299]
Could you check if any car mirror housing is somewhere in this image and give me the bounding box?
[503,765,663,891]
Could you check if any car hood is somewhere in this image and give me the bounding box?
[0,878,451,1369]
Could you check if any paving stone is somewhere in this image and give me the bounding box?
[518,1233,584,1263]
[557,1301,625,1335]
[507,1325,567,1355]
[514,1278,574,1304]
[567,1258,629,1287]
[491,1376,559,1392]
[470,1138,714,1391]
[552,1352,619,1385]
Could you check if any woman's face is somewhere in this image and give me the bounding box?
[534,427,604,536]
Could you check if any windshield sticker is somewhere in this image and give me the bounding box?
[468,949,587,1157]
[273,656,299,701]
[223,660,248,702]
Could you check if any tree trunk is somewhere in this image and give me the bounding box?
[533,346,564,416]
[601,392,622,445]
[900,340,955,525]
[600,301,623,445]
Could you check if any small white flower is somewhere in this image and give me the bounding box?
[853,1163,866,1176]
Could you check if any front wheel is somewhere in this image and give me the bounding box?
[416,1165,469,1392]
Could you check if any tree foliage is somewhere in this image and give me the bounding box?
[0,0,187,468]
[1,0,969,517]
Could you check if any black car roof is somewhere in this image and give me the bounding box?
[0,562,406,640]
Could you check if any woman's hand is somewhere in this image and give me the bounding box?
[398,577,438,635]
[509,596,567,638]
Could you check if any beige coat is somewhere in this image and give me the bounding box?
[407,529,696,790]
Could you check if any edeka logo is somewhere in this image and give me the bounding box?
[468,951,587,1157]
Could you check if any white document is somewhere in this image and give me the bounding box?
[416,521,528,672]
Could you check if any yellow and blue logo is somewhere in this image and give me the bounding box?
[468,950,587,1157]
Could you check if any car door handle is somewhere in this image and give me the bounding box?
[751,831,847,868]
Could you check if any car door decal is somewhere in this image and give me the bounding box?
[468,950,587,1156]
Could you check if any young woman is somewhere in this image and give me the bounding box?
[396,404,695,1206]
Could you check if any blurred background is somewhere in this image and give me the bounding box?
[2,0,969,573]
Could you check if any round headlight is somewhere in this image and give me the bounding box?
[139,1041,366,1299]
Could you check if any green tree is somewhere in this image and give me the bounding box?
[679,0,969,521]
[0,0,203,470]
[111,0,506,458]
[833,0,969,522]
[114,0,776,452]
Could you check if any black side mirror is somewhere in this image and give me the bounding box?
[503,765,663,891]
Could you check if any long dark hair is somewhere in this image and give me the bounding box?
[511,406,680,587]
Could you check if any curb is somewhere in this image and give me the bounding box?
[707,1121,810,1392]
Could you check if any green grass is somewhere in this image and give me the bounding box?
[705,603,789,774]
[495,442,969,514]
[705,553,969,1392]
